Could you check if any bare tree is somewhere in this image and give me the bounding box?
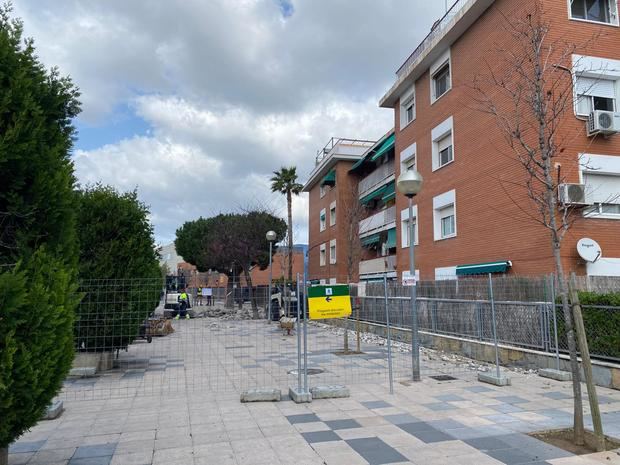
[341,179,366,353]
[470,2,603,446]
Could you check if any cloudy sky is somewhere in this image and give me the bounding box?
[14,0,445,245]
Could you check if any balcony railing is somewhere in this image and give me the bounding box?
[358,162,395,197]
[359,255,397,275]
[359,206,396,236]
[396,0,469,79]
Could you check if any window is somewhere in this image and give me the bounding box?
[431,117,454,171]
[320,185,326,198]
[400,142,417,174]
[575,75,617,115]
[440,206,456,237]
[400,206,419,248]
[330,202,336,226]
[433,189,456,241]
[319,208,326,232]
[433,63,451,100]
[399,85,416,129]
[570,0,618,25]
[437,134,453,167]
[319,243,326,266]
[329,239,337,264]
[583,169,620,218]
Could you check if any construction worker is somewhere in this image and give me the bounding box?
[175,289,190,320]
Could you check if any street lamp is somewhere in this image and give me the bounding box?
[266,230,277,322]
[396,168,423,382]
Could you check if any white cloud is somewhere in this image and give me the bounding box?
[13,0,447,244]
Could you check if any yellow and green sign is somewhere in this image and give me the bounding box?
[307,285,351,320]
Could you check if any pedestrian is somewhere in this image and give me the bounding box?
[175,289,190,319]
[196,287,203,306]
[205,287,213,306]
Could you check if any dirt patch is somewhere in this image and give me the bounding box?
[333,350,365,356]
[529,428,620,455]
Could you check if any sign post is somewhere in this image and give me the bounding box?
[307,285,352,320]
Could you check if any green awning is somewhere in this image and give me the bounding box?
[386,228,397,248]
[349,156,367,172]
[360,185,387,205]
[370,134,395,162]
[320,169,336,186]
[361,234,381,247]
[382,182,395,202]
[456,260,512,276]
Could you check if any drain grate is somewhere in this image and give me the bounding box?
[430,375,457,381]
[288,368,324,376]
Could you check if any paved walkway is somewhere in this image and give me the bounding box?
[8,319,620,465]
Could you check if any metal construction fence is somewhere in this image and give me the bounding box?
[350,275,620,364]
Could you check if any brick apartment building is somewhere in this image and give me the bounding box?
[306,0,620,283]
[379,0,620,280]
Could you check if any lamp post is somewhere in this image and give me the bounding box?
[396,168,423,382]
[266,230,277,322]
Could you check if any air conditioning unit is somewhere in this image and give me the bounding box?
[558,183,589,206]
[587,110,620,136]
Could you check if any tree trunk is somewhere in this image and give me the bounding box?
[552,244,584,445]
[244,267,258,319]
[570,275,605,451]
[225,272,233,309]
[0,446,7,465]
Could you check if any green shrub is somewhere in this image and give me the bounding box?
[75,186,162,352]
[556,291,620,360]
[0,250,78,448]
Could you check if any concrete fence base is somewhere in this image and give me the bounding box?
[71,352,114,374]
[327,318,620,390]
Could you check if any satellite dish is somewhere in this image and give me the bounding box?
[577,238,602,263]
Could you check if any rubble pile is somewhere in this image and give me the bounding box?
[312,322,538,376]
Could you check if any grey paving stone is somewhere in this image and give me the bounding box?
[448,427,494,440]
[465,436,513,451]
[495,395,529,404]
[286,413,321,424]
[73,444,117,459]
[492,403,524,414]
[494,434,574,460]
[6,452,33,465]
[397,422,435,434]
[301,430,341,443]
[427,418,466,430]
[346,437,408,465]
[9,440,46,453]
[69,457,113,465]
[361,400,392,409]
[324,419,361,430]
[465,385,494,393]
[483,414,522,424]
[383,413,419,425]
[423,402,457,411]
[486,447,542,464]
[409,429,454,444]
[435,394,465,402]
[542,391,571,400]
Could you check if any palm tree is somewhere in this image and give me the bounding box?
[270,167,303,290]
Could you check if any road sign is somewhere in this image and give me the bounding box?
[307,285,351,320]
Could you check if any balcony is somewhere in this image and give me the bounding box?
[358,162,395,198]
[359,206,396,236]
[359,255,397,276]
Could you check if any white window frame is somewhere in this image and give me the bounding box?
[580,153,620,219]
[329,201,336,226]
[319,243,326,267]
[439,206,456,238]
[431,116,454,171]
[433,189,457,241]
[573,54,620,116]
[568,0,619,26]
[329,239,337,265]
[435,266,457,281]
[400,142,417,174]
[400,206,419,248]
[399,84,416,129]
[430,49,452,104]
[319,208,326,232]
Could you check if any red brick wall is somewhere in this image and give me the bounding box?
[393,0,620,279]
[307,161,359,282]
